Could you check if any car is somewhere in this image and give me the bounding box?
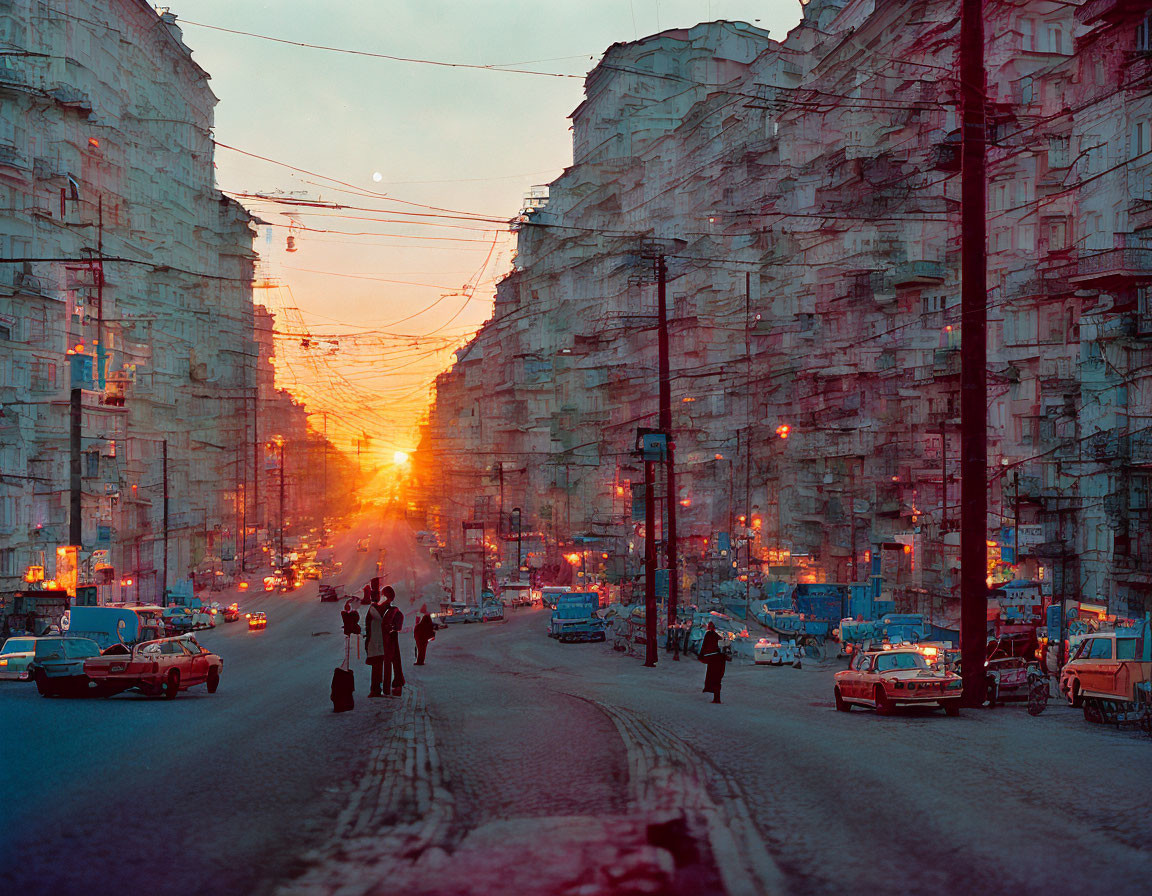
[356,538,369,552]
[263,574,283,592]
[27,637,104,696]
[84,635,222,699]
[442,605,481,624]
[247,611,267,630]
[481,602,505,623]
[983,656,1044,706]
[301,564,322,581]
[427,613,449,631]
[834,648,963,715]
[222,603,241,623]
[0,636,38,681]
[1060,628,1150,709]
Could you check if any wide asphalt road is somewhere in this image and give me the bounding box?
[0,515,439,896]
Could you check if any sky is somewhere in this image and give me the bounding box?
[175,1,805,460]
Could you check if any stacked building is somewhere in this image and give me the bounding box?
[416,0,1152,619]
[0,1,318,604]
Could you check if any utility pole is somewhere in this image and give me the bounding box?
[252,388,259,550]
[657,253,679,633]
[744,270,752,620]
[959,0,988,707]
[512,506,522,573]
[70,387,82,547]
[322,411,328,514]
[644,457,657,666]
[162,439,168,605]
[940,422,948,529]
[279,440,285,571]
[1013,470,1021,568]
[237,444,245,573]
[95,195,105,390]
[497,461,504,535]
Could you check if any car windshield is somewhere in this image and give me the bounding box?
[1,638,36,654]
[875,652,928,672]
[34,640,67,659]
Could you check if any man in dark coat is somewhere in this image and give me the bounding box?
[413,604,435,666]
[381,586,405,697]
[699,621,727,704]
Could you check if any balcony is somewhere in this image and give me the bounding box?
[892,260,946,288]
[1069,247,1152,288]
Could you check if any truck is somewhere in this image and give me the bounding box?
[1,590,71,637]
[548,591,605,643]
[64,605,166,651]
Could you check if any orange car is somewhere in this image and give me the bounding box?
[834,648,963,715]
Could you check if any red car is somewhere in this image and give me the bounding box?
[834,648,963,715]
[84,635,222,699]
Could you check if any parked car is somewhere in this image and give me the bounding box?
[222,603,241,623]
[983,656,1044,706]
[84,635,222,699]
[28,637,104,696]
[442,605,481,624]
[0,636,38,681]
[481,602,505,623]
[247,611,268,630]
[162,606,198,635]
[1060,627,1151,709]
[834,648,963,715]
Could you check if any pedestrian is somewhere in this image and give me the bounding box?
[364,588,393,698]
[413,604,435,666]
[699,621,727,704]
[381,585,405,697]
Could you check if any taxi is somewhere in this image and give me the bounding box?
[834,647,963,715]
[247,611,268,630]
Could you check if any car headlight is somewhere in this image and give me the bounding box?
[894,681,904,689]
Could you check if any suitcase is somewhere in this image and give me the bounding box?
[330,666,355,712]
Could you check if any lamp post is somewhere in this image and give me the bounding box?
[511,507,522,574]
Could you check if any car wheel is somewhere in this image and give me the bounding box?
[874,685,892,716]
[834,686,851,712]
[35,668,52,698]
[986,680,998,708]
[943,700,961,717]
[206,667,220,694]
[164,669,180,700]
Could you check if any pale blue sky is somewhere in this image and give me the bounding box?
[174,1,803,449]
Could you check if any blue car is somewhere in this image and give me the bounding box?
[28,637,105,696]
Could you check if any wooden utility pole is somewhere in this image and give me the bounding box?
[644,457,657,666]
[959,0,988,706]
[70,387,82,547]
[162,439,169,604]
[657,254,679,633]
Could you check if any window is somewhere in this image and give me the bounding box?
[1048,135,1070,168]
[1044,24,1066,54]
[1131,120,1151,159]
[1138,14,1152,52]
[1020,17,1036,51]
[1117,639,1137,661]
[0,547,14,576]
[1019,75,1034,105]
[1088,638,1114,660]
[1045,218,1068,250]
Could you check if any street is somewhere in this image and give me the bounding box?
[2,521,1151,896]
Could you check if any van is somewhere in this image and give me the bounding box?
[66,606,166,651]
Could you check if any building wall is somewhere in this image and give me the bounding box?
[0,1,259,602]
[418,3,1152,618]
